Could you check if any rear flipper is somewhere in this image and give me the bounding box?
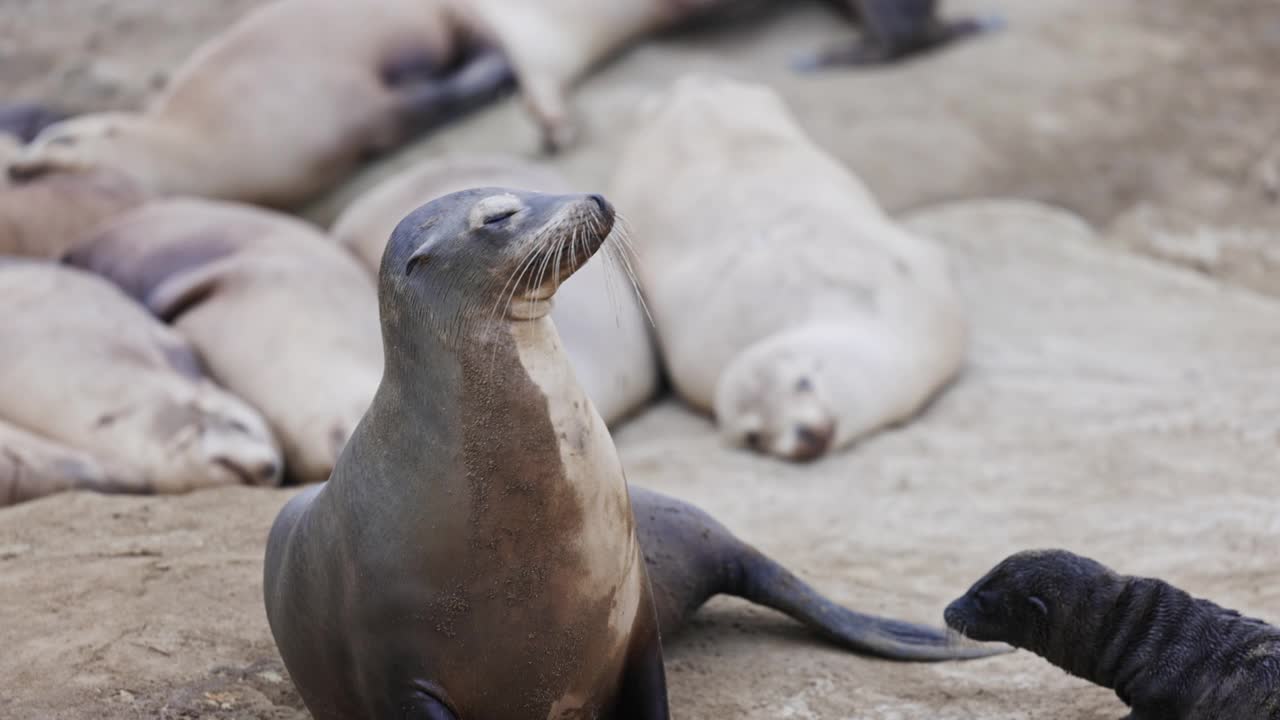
[793,0,1003,71]
[631,486,1008,662]
[0,102,68,144]
[385,47,515,146]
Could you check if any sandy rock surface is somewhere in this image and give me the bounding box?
[3,0,1280,718]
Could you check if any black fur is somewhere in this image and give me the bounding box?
[946,549,1280,719]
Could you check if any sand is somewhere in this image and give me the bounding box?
[2,0,1279,718]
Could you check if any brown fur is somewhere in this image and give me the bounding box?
[0,259,283,495]
[9,0,505,207]
[69,199,382,485]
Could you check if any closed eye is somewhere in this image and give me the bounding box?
[483,209,518,226]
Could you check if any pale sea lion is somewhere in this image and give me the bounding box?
[611,75,968,461]
[0,167,148,259]
[0,259,283,493]
[9,0,513,207]
[330,154,657,426]
[69,198,382,485]
[0,419,135,507]
[264,187,1000,719]
[946,549,1280,720]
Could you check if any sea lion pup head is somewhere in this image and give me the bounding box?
[714,330,841,462]
[944,549,1117,653]
[380,186,616,333]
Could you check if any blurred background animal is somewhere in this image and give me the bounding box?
[612,75,967,461]
[70,199,382,485]
[0,259,283,495]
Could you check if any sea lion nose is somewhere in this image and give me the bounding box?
[256,460,282,485]
[587,193,613,216]
[789,420,836,462]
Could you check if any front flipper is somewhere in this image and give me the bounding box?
[398,693,458,720]
[388,47,515,146]
[613,597,670,720]
[794,0,1002,71]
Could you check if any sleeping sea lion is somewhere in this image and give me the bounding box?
[264,187,1000,719]
[946,549,1280,720]
[0,419,135,507]
[330,154,657,426]
[0,259,283,494]
[69,198,382,485]
[9,0,513,207]
[611,74,968,461]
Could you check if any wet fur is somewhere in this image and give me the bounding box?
[67,198,382,485]
[946,549,1280,719]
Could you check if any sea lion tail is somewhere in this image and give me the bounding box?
[727,547,1010,661]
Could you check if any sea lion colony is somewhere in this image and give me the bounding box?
[0,1,1268,718]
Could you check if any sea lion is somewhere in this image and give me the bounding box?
[330,154,657,426]
[448,0,734,151]
[0,259,283,494]
[0,419,135,507]
[793,0,1002,71]
[945,549,1280,720]
[265,187,669,719]
[69,198,382,485]
[8,0,513,207]
[611,74,968,461]
[264,187,1000,719]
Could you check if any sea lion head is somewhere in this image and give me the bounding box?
[141,376,284,493]
[944,549,1116,652]
[7,112,152,184]
[379,187,617,339]
[714,332,839,463]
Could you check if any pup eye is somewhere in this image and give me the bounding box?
[483,209,518,226]
[972,593,991,613]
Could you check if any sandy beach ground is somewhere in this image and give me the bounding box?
[2,1,1279,718]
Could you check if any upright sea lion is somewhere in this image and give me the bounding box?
[264,187,1000,719]
[9,0,513,207]
[945,549,1280,720]
[0,259,283,494]
[0,419,135,507]
[794,0,1001,71]
[611,75,968,461]
[69,199,382,485]
[330,154,657,426]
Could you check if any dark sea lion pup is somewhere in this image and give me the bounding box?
[945,549,1280,720]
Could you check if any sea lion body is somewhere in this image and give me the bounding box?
[266,188,668,719]
[0,419,134,506]
[0,260,282,493]
[612,75,967,461]
[450,0,727,150]
[10,0,511,207]
[946,549,1280,720]
[69,199,382,485]
[330,154,657,426]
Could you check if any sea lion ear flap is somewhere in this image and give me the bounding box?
[145,264,223,322]
[1027,596,1049,617]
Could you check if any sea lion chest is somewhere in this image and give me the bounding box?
[354,318,645,719]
